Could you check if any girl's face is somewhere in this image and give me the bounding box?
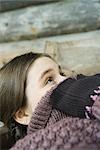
[15,57,66,124]
[26,57,66,115]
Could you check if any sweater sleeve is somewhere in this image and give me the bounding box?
[10,117,100,150]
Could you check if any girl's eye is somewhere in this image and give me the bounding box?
[45,77,55,85]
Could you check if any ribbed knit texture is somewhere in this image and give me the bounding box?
[11,90,100,150]
[50,74,100,118]
[27,87,62,134]
[27,90,52,134]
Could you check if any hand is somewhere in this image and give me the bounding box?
[91,86,100,121]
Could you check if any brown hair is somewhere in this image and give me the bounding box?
[0,52,53,126]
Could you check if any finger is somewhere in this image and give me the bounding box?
[94,86,100,94]
[85,106,91,113]
[94,89,100,94]
[90,95,98,101]
[98,86,100,89]
[92,107,100,120]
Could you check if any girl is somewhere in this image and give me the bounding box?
[0,52,66,147]
[0,52,100,149]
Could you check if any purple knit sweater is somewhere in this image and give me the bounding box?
[10,90,100,150]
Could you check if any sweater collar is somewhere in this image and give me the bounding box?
[27,89,66,134]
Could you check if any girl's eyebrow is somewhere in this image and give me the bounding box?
[39,69,53,81]
[39,65,61,81]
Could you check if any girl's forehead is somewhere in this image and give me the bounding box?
[32,56,58,69]
[27,57,58,81]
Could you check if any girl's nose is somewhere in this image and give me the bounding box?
[57,75,67,84]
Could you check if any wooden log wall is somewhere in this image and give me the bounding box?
[0,0,60,12]
[0,0,100,75]
[0,0,100,43]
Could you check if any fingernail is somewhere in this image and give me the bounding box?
[86,106,91,112]
[90,95,98,101]
[94,90,100,94]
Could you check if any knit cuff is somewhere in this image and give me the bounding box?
[47,109,67,126]
[27,89,53,134]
